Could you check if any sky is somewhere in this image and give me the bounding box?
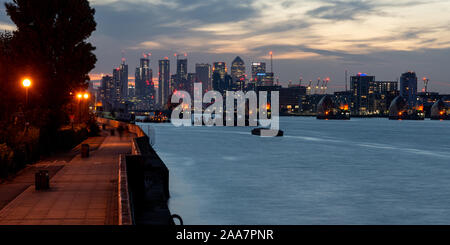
[1,0,450,92]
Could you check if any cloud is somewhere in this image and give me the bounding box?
[83,0,450,92]
[306,0,375,21]
[0,21,15,31]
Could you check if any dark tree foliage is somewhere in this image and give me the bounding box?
[4,0,97,129]
[0,31,19,122]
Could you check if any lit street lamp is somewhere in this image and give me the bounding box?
[76,92,90,124]
[22,78,31,107]
[21,78,32,129]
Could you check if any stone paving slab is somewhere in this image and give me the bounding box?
[0,131,132,225]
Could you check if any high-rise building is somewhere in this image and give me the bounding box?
[400,71,418,106]
[251,62,266,85]
[170,74,177,93]
[158,59,170,107]
[112,61,128,102]
[351,73,374,114]
[213,62,227,80]
[135,57,154,104]
[195,63,212,92]
[262,72,274,86]
[231,56,245,90]
[351,73,398,115]
[128,83,135,97]
[135,58,149,97]
[212,62,228,92]
[177,58,188,80]
[186,73,196,96]
[99,75,113,109]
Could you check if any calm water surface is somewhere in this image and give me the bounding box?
[138,117,450,224]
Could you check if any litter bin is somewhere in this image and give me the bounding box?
[35,170,49,190]
[81,144,90,158]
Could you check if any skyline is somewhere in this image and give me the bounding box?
[1,0,450,92]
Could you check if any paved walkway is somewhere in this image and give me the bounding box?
[0,129,133,225]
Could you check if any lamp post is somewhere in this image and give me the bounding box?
[22,78,32,130]
[83,93,89,123]
[22,78,31,108]
[77,93,82,124]
[76,92,89,124]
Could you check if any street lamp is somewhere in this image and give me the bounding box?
[76,92,90,124]
[22,78,31,107]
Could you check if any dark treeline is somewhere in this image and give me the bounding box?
[0,0,97,177]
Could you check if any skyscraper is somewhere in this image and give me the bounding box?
[231,56,245,90]
[135,57,154,105]
[195,63,212,92]
[187,73,196,96]
[177,58,188,80]
[212,62,227,92]
[213,62,227,79]
[112,61,128,102]
[135,57,149,97]
[100,75,113,109]
[351,73,375,115]
[158,58,170,107]
[400,71,418,106]
[251,62,266,85]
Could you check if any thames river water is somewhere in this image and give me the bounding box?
[138,117,450,224]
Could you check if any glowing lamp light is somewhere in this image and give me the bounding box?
[77,93,83,99]
[83,93,89,99]
[22,78,31,87]
[398,112,402,116]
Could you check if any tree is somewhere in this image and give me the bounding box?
[0,31,19,122]
[5,0,97,130]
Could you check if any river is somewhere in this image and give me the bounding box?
[138,117,450,224]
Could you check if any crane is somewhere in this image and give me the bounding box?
[315,78,321,94]
[324,77,330,94]
[320,80,325,94]
[307,80,313,95]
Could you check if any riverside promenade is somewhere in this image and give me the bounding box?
[0,127,133,225]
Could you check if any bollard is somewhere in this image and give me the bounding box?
[35,170,50,190]
[81,144,90,158]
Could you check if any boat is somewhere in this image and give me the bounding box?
[251,127,284,137]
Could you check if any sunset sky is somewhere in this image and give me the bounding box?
[1,0,450,92]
